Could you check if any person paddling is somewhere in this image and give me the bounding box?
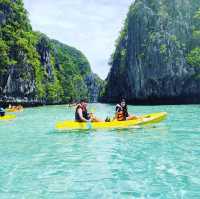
[75,99,102,122]
[0,106,5,117]
[115,99,138,121]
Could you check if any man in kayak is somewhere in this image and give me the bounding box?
[0,106,5,117]
[115,99,138,121]
[75,99,102,122]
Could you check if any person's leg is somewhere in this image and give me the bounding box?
[90,115,103,122]
[126,115,138,120]
[88,113,103,122]
[92,117,103,122]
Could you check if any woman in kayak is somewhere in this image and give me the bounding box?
[115,99,138,121]
[75,99,102,122]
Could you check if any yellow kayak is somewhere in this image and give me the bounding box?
[0,114,16,121]
[6,108,23,113]
[56,112,167,130]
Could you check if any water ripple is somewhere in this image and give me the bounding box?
[0,104,200,198]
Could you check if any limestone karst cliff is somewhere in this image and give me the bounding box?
[101,0,200,104]
[0,0,103,105]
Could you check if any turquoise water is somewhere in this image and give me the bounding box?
[0,103,200,199]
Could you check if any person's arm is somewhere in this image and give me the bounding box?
[127,108,139,119]
[77,108,90,122]
[116,104,121,110]
[126,108,130,117]
[114,112,118,120]
[114,105,121,120]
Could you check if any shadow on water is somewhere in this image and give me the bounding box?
[49,123,169,137]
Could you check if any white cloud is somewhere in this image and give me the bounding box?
[23,0,133,79]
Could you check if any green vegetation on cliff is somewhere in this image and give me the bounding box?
[0,0,35,73]
[187,8,200,67]
[0,0,102,104]
[102,0,200,104]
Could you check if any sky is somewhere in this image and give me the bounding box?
[23,0,133,79]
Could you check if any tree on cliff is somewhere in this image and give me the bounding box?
[0,0,103,104]
[101,0,200,104]
[187,8,200,67]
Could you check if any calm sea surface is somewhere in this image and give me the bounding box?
[0,103,200,199]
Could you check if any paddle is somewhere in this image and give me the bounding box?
[86,120,92,129]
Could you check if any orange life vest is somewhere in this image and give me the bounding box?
[117,110,125,121]
[116,104,127,121]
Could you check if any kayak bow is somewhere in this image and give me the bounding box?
[0,114,16,121]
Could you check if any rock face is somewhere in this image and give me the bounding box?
[85,73,104,102]
[0,0,103,105]
[37,36,53,80]
[3,63,35,99]
[102,0,200,104]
